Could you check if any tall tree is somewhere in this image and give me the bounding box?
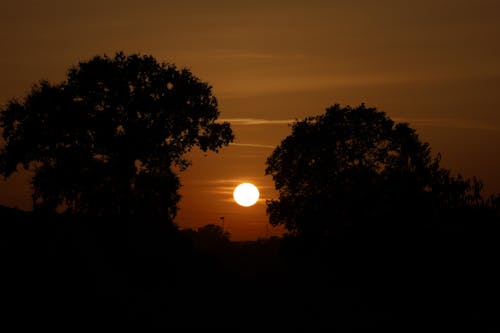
[0,52,233,219]
[265,103,490,239]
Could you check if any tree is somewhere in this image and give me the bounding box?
[192,224,231,251]
[0,52,234,219]
[265,103,491,240]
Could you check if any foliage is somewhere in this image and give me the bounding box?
[0,52,234,218]
[265,103,495,239]
[189,224,231,252]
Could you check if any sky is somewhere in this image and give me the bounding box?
[1,0,500,240]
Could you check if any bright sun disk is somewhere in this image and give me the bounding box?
[233,183,260,207]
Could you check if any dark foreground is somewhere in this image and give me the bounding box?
[1,206,498,330]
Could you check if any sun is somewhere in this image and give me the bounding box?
[233,183,260,207]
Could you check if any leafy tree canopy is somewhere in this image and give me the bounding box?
[265,103,496,239]
[0,52,233,219]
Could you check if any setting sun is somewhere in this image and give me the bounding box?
[233,183,260,207]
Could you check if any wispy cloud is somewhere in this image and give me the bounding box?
[204,186,234,195]
[221,118,295,125]
[221,116,499,132]
[229,143,275,149]
[208,50,305,60]
[220,197,268,204]
[394,117,500,131]
[215,74,422,99]
[210,52,278,60]
[203,178,273,186]
[199,181,274,203]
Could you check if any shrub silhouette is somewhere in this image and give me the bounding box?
[0,52,234,218]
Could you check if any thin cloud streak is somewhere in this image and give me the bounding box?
[221,118,294,125]
[203,49,306,60]
[229,143,275,149]
[222,117,499,132]
[215,73,448,99]
[395,117,500,132]
[203,184,273,190]
[221,197,267,203]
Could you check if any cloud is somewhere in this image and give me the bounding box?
[204,187,234,195]
[207,50,305,60]
[229,143,275,149]
[200,181,274,203]
[220,197,267,204]
[394,117,500,131]
[215,74,424,99]
[221,116,499,132]
[204,178,273,187]
[210,52,278,60]
[220,118,295,125]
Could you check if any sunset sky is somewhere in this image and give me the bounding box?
[1,0,500,240]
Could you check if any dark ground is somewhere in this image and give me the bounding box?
[0,205,498,330]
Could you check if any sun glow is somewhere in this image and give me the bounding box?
[233,183,260,207]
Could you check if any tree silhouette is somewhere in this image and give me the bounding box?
[0,52,233,219]
[265,103,492,240]
[191,224,231,251]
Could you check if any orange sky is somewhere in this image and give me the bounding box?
[1,0,500,240]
